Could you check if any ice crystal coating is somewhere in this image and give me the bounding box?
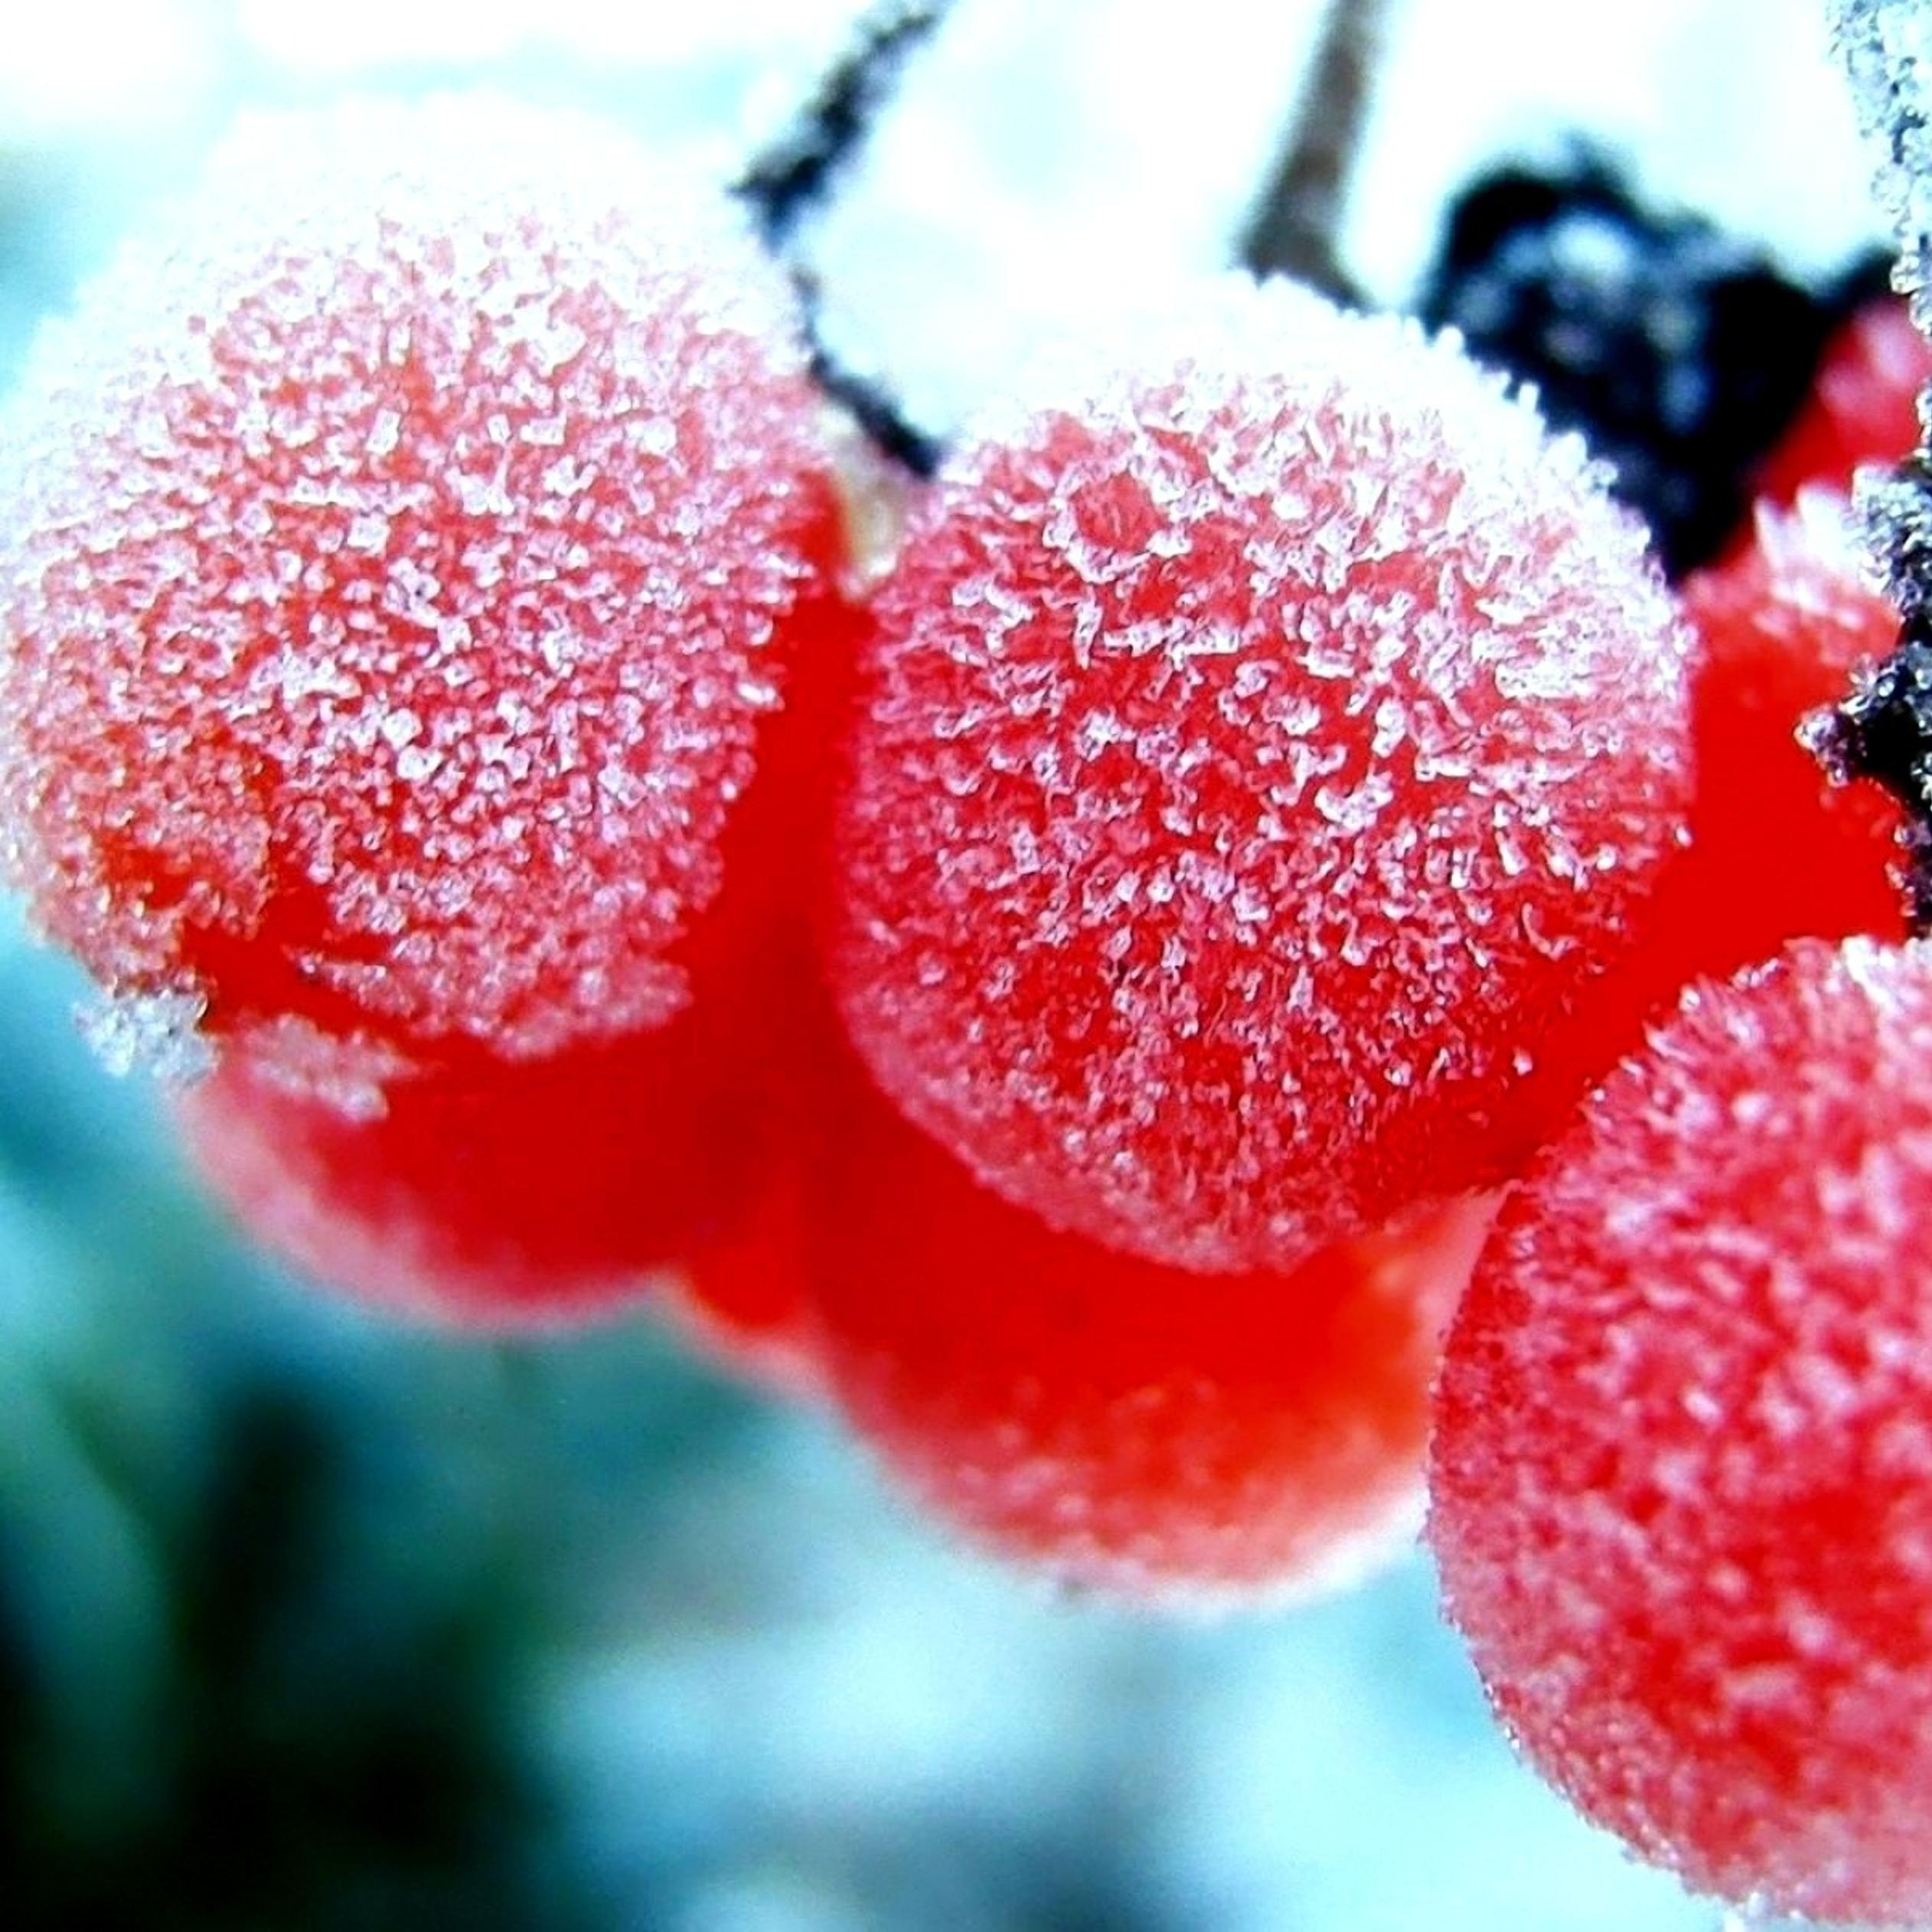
[1830,0,1932,333]
[807,1050,1498,1607]
[171,602,858,1326]
[830,279,1692,1274]
[1431,936,1932,1927]
[1830,7,1932,757]
[0,96,841,1073]
[76,988,217,1084]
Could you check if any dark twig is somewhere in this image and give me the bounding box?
[734,1,958,252]
[808,341,944,476]
[733,2,955,476]
[1238,0,1392,301]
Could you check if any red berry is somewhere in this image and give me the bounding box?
[171,628,861,1328]
[1754,297,1932,507]
[805,1047,1497,1604]
[661,1157,824,1392]
[828,280,1692,1274]
[1431,937,1932,1926]
[0,96,844,1079]
[1679,499,1905,944]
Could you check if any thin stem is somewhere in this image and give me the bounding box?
[734,1,958,251]
[731,2,956,475]
[1238,0,1394,299]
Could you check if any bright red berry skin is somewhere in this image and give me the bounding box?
[802,1043,1496,1605]
[1431,938,1932,1927]
[829,281,1691,1276]
[1673,499,1907,955]
[0,96,844,1079]
[1754,297,1932,509]
[180,930,839,1348]
[661,1158,825,1392]
[175,1010,783,1327]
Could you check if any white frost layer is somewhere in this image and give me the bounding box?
[838,278,1689,1273]
[1831,0,1932,328]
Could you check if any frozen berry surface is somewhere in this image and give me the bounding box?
[170,624,857,1328]
[1515,489,1908,1121]
[175,1018,786,1327]
[0,94,843,1075]
[1431,937,1932,1927]
[830,279,1692,1276]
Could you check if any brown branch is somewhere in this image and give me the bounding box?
[1238,0,1394,300]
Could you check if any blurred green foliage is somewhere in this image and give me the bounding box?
[0,915,776,1930]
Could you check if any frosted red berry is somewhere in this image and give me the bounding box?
[1431,937,1932,1926]
[1676,498,1907,946]
[0,96,844,1078]
[806,1051,1497,1604]
[170,664,857,1328]
[828,279,1692,1275]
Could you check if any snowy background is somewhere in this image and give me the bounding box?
[0,2,1888,1927]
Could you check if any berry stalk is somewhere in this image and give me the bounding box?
[733,0,957,250]
[735,0,954,475]
[1237,0,1392,300]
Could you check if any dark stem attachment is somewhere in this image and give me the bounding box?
[807,334,944,476]
[734,1,954,477]
[1809,546,1932,934]
[1417,152,1881,581]
[1238,0,1391,299]
[734,1,957,250]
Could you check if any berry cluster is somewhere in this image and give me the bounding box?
[3,17,1932,1923]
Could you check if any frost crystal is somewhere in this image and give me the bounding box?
[831,278,1692,1274]
[1806,10,1932,912]
[1432,938,1932,1927]
[1830,0,1932,330]
[76,989,215,1083]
